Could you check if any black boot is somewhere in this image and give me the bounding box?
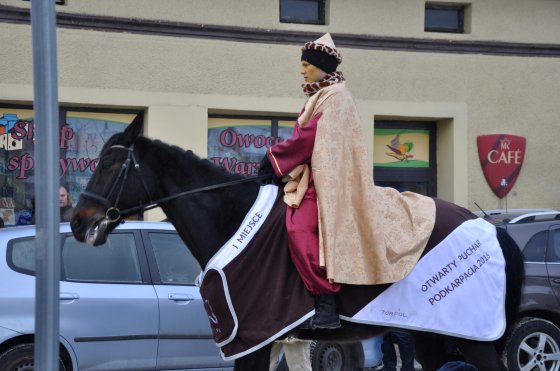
[301,294,341,330]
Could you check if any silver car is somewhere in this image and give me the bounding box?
[0,221,233,371]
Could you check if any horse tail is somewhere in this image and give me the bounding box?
[496,226,525,329]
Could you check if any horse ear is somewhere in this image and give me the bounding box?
[119,111,144,146]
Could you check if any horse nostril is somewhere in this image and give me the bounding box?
[70,217,81,232]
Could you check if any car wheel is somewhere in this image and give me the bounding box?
[503,317,560,371]
[0,343,68,371]
[310,341,357,371]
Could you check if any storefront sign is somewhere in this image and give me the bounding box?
[208,117,293,175]
[373,128,430,168]
[0,108,134,226]
[476,134,526,199]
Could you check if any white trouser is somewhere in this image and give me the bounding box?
[269,338,312,371]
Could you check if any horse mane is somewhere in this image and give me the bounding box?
[136,136,246,184]
[127,134,260,267]
[102,128,244,184]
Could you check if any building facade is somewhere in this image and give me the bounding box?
[0,0,559,223]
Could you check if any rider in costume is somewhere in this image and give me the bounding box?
[259,33,436,330]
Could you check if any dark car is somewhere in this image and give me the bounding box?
[477,209,560,370]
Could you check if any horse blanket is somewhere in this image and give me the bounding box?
[199,185,506,360]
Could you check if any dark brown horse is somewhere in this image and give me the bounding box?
[70,113,524,371]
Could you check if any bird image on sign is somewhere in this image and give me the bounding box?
[386,134,414,161]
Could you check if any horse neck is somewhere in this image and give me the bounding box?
[137,138,261,268]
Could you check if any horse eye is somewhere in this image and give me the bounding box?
[100,159,113,170]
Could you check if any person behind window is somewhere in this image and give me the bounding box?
[258,33,436,330]
[59,185,74,222]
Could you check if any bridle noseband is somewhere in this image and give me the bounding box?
[80,143,269,222]
[81,144,153,222]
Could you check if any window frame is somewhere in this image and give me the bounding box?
[142,230,202,286]
[279,0,326,25]
[207,113,297,176]
[424,3,465,34]
[373,121,437,197]
[522,230,548,263]
[546,227,560,263]
[0,103,140,227]
[22,0,66,5]
[7,230,152,284]
[7,236,36,276]
[61,232,144,284]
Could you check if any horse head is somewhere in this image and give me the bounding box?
[71,112,153,245]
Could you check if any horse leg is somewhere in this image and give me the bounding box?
[234,342,273,371]
[409,332,448,371]
[455,338,506,371]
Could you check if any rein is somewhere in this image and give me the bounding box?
[119,175,269,216]
[80,144,269,222]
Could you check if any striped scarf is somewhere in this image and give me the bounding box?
[302,71,345,97]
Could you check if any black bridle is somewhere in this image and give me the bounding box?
[80,143,268,222]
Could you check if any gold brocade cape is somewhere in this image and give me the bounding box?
[299,82,436,285]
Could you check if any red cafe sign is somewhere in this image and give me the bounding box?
[476,134,526,199]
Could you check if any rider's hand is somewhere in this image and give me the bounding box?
[258,154,280,185]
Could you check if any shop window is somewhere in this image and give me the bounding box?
[208,115,295,175]
[373,121,437,197]
[424,3,465,33]
[280,0,325,24]
[0,105,137,226]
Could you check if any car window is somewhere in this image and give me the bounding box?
[62,234,142,283]
[523,230,548,263]
[148,232,201,284]
[10,238,35,273]
[547,228,560,263]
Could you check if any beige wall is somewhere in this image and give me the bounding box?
[3,0,560,43]
[1,1,559,217]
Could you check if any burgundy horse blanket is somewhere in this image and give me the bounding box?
[199,185,506,360]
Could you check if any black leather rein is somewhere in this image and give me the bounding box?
[80,144,269,222]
